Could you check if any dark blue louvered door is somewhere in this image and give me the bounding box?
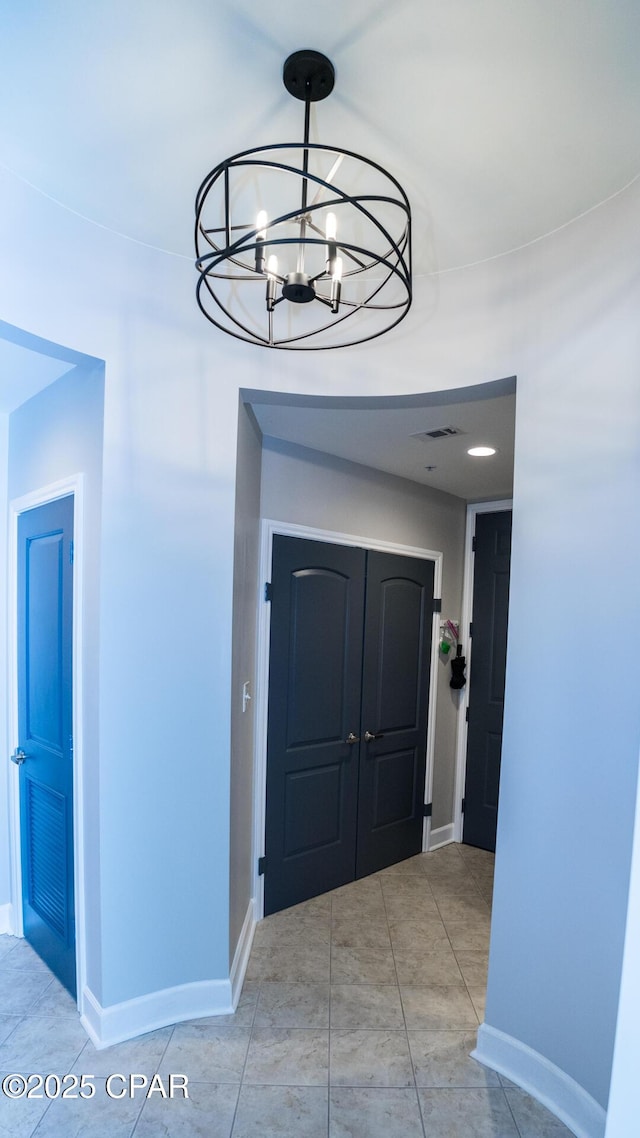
[17,496,76,996]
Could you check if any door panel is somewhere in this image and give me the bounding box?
[463,510,512,852]
[356,551,434,878]
[18,496,75,996]
[264,537,365,915]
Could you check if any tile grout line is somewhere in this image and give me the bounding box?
[502,1083,526,1138]
[227,969,263,1138]
[379,868,429,1138]
[128,1020,178,1136]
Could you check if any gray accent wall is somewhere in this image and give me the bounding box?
[260,436,466,831]
[229,401,263,960]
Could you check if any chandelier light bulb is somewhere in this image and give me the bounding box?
[333,255,343,282]
[267,254,278,277]
[325,212,337,241]
[256,210,268,240]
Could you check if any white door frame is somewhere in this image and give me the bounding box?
[252,517,443,920]
[453,498,513,843]
[7,474,87,1007]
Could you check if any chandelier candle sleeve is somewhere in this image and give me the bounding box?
[266,255,278,311]
[194,49,412,348]
[255,210,268,273]
[330,256,343,313]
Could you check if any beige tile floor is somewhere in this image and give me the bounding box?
[0,843,574,1136]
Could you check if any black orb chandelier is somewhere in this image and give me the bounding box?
[195,50,412,350]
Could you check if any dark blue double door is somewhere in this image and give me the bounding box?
[16,496,76,996]
[265,536,434,916]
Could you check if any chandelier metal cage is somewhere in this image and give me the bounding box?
[194,50,412,349]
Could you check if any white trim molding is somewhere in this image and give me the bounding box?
[473,1023,606,1138]
[428,823,455,851]
[7,475,87,1009]
[81,979,235,1051]
[82,898,257,1049]
[253,518,443,919]
[230,900,256,1010]
[453,498,513,843]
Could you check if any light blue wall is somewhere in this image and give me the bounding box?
[486,185,640,1108]
[0,414,9,912]
[8,361,105,499]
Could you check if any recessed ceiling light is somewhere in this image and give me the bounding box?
[467,446,497,457]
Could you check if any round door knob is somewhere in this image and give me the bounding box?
[346,732,360,744]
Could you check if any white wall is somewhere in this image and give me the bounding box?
[0,155,638,1121]
[259,436,467,830]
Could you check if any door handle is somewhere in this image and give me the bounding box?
[10,748,28,766]
[364,731,385,742]
[346,732,360,744]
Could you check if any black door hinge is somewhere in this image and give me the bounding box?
[423,802,433,818]
[258,856,267,876]
[469,621,473,637]
[433,598,442,613]
[461,798,466,813]
[465,707,469,723]
[472,535,477,552]
[264,582,272,602]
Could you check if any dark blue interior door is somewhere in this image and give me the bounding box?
[463,510,512,852]
[17,496,76,997]
[265,536,365,915]
[356,551,434,878]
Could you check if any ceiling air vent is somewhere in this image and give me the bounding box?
[411,425,466,440]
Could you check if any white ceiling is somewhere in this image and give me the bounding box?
[1,0,638,275]
[249,384,516,501]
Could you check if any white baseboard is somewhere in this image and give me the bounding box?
[428,823,455,851]
[81,976,235,1050]
[230,900,256,1009]
[80,902,258,1049]
[473,1023,606,1138]
[0,903,15,935]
